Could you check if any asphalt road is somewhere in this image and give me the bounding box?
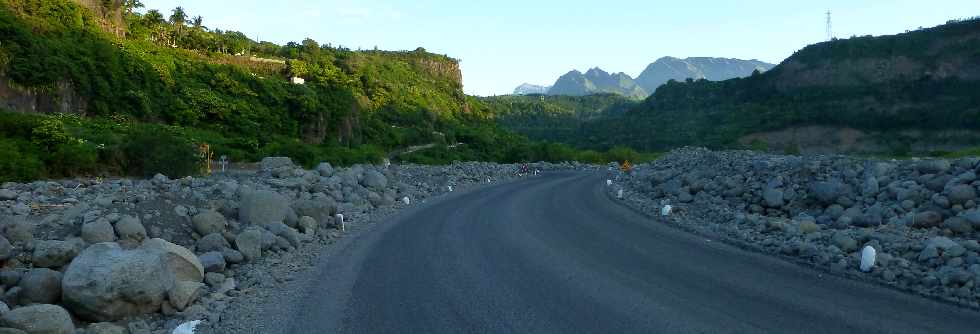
[282,172,980,333]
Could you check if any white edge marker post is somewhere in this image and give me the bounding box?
[448,185,454,192]
[661,205,672,216]
[335,213,345,232]
[617,189,624,199]
[402,196,411,205]
[173,320,201,334]
[606,179,612,186]
[860,246,876,272]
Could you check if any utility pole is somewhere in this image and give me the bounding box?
[826,11,833,41]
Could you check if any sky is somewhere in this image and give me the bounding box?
[140,0,980,96]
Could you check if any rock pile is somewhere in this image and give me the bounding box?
[0,158,578,332]
[616,147,980,307]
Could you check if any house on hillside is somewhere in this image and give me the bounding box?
[290,77,305,85]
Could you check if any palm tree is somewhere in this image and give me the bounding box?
[169,7,187,46]
[123,0,144,14]
[191,16,204,30]
[143,9,164,25]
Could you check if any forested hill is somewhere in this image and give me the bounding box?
[576,18,980,154]
[0,0,581,181]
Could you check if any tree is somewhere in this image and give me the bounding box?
[143,9,164,26]
[191,15,204,30]
[123,0,144,14]
[169,7,187,46]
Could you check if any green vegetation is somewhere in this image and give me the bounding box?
[561,18,980,152]
[0,0,648,182]
[479,94,636,146]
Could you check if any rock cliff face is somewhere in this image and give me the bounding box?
[548,68,648,99]
[634,57,775,94]
[71,0,125,36]
[0,76,86,115]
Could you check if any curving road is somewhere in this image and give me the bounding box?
[280,172,980,333]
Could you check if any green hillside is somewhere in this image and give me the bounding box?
[561,18,980,153]
[480,94,635,143]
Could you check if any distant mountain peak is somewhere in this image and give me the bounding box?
[513,83,551,95]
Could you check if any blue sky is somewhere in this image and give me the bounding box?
[141,1,980,96]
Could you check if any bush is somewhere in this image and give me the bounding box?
[122,127,200,178]
[0,139,43,182]
[43,142,98,177]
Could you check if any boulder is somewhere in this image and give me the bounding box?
[81,219,115,244]
[316,162,335,177]
[114,215,146,241]
[917,160,951,174]
[0,189,17,201]
[831,232,858,253]
[191,210,227,236]
[221,248,244,264]
[292,199,336,225]
[360,170,388,191]
[62,243,175,322]
[198,252,226,273]
[260,157,294,172]
[167,281,203,311]
[31,240,81,268]
[913,211,943,228]
[948,185,977,205]
[234,228,264,261]
[18,268,62,305]
[239,191,289,227]
[195,233,230,253]
[298,216,317,236]
[810,181,844,205]
[142,238,204,283]
[943,217,973,234]
[0,304,74,334]
[0,236,11,262]
[763,188,784,208]
[1,216,33,245]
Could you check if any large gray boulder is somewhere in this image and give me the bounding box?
[81,219,115,244]
[0,189,17,201]
[810,181,844,205]
[196,233,230,253]
[234,228,264,261]
[762,187,784,208]
[31,240,82,269]
[18,268,62,305]
[239,191,289,227]
[1,216,33,245]
[292,199,336,225]
[61,243,175,321]
[191,210,227,236]
[114,215,146,241]
[948,185,977,205]
[260,157,294,172]
[917,160,951,174]
[0,304,75,334]
[361,170,388,191]
[142,238,203,283]
[316,162,335,177]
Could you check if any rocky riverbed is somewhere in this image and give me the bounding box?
[613,147,980,308]
[0,158,584,333]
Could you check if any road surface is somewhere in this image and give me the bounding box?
[280,172,980,333]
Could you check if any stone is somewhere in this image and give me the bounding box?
[173,321,202,334]
[912,211,943,228]
[114,215,147,241]
[191,210,227,236]
[799,221,819,234]
[948,185,977,205]
[168,281,204,311]
[943,217,973,234]
[239,191,289,227]
[831,232,858,253]
[810,181,844,205]
[221,248,244,264]
[260,157,294,172]
[0,189,17,201]
[0,270,22,287]
[316,162,335,177]
[292,199,336,226]
[360,170,388,191]
[81,219,115,244]
[85,322,128,334]
[235,228,263,261]
[31,240,81,268]
[62,243,175,321]
[298,216,317,235]
[0,236,11,262]
[0,304,74,334]
[18,268,62,305]
[196,233,230,253]
[142,238,204,283]
[763,187,784,208]
[266,222,303,247]
[917,160,951,174]
[199,251,226,273]
[1,216,33,245]
[204,272,225,287]
[860,246,876,272]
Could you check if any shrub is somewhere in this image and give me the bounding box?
[43,142,98,177]
[0,139,43,182]
[122,127,200,178]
